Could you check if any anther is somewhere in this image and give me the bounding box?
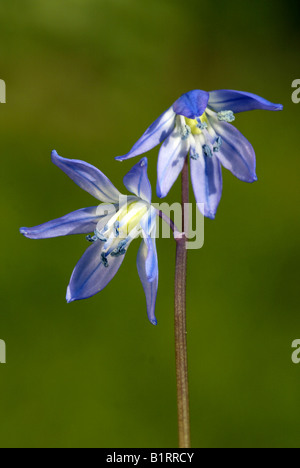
[101,252,109,268]
[181,125,191,141]
[196,118,208,130]
[217,110,235,123]
[203,144,213,158]
[86,234,97,243]
[111,240,127,257]
[94,230,107,242]
[114,221,120,238]
[190,151,199,161]
[213,136,222,152]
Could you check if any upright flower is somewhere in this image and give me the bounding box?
[116,89,283,219]
[20,151,159,325]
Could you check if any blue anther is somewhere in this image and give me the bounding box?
[213,136,223,152]
[94,230,107,242]
[217,110,235,123]
[101,252,109,268]
[203,144,213,158]
[111,248,126,257]
[196,118,208,130]
[190,151,199,161]
[181,125,191,141]
[111,240,127,257]
[86,234,97,243]
[114,221,120,237]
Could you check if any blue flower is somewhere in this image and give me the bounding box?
[20,151,159,325]
[116,89,283,219]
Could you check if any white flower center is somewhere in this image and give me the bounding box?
[90,199,150,266]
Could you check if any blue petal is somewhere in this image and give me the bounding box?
[52,151,121,203]
[137,235,158,326]
[156,127,190,198]
[208,118,257,182]
[116,107,176,161]
[19,206,110,239]
[140,208,158,282]
[66,240,126,302]
[123,157,152,203]
[173,90,210,119]
[190,152,223,219]
[208,89,283,113]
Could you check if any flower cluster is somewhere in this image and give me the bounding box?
[20,89,282,323]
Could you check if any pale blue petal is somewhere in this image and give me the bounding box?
[116,107,176,161]
[140,209,158,282]
[208,89,283,113]
[173,90,210,119]
[20,207,105,239]
[209,118,257,182]
[52,151,122,203]
[156,127,190,198]
[123,157,152,203]
[66,240,126,302]
[190,152,223,220]
[137,237,158,326]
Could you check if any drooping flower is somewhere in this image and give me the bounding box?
[116,89,283,219]
[20,151,159,325]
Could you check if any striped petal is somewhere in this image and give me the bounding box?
[208,89,283,113]
[116,107,176,161]
[209,118,257,182]
[19,206,111,239]
[173,90,210,119]
[66,240,126,302]
[137,214,158,325]
[52,151,122,203]
[140,208,158,282]
[190,150,223,220]
[123,157,152,203]
[156,127,190,198]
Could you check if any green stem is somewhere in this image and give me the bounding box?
[174,157,191,448]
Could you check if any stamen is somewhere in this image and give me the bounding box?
[213,136,223,152]
[111,240,127,257]
[94,229,107,242]
[196,118,208,130]
[217,110,235,123]
[86,234,97,243]
[203,144,213,158]
[101,252,109,268]
[190,151,199,161]
[114,221,120,238]
[181,124,191,141]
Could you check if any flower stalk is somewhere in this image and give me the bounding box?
[174,157,191,448]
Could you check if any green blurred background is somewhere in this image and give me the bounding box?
[0,0,299,448]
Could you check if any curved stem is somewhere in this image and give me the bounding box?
[174,157,191,448]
